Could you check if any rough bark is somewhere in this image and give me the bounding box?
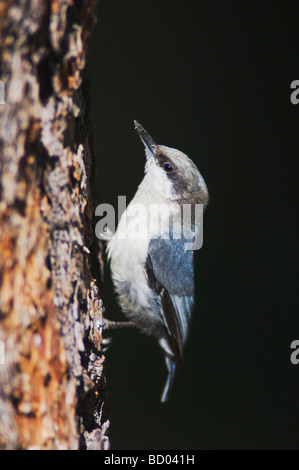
[0,0,109,450]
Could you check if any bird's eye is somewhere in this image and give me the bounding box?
[163,163,173,172]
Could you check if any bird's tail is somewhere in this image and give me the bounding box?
[160,357,176,403]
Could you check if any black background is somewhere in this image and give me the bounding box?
[88,0,298,450]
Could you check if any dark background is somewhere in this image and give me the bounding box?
[88,0,298,450]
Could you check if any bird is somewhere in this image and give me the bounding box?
[107,120,209,402]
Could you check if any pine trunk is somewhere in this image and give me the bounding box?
[0,0,109,450]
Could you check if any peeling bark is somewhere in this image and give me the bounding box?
[0,0,109,450]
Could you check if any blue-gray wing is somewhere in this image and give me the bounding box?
[146,237,195,367]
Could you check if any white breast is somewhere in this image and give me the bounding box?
[107,187,181,313]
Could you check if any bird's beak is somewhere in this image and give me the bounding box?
[134,120,157,157]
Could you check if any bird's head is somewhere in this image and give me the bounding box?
[134,120,209,208]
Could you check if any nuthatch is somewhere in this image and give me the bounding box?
[107,121,209,402]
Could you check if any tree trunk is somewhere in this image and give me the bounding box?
[0,0,109,450]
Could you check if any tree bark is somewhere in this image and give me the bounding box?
[0,0,109,450]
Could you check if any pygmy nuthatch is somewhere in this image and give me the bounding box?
[107,121,209,402]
